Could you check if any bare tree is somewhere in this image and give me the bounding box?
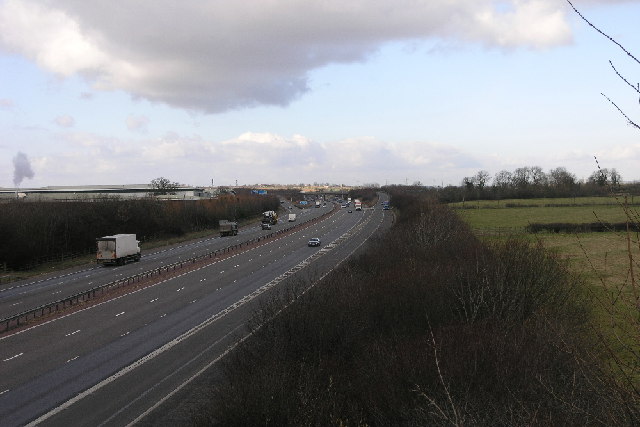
[149,177,180,195]
[548,167,576,188]
[474,170,491,189]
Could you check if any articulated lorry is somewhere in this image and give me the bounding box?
[262,211,278,225]
[96,234,141,266]
[219,220,238,236]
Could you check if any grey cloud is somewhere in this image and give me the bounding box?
[1,0,577,113]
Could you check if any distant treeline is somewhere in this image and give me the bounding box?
[406,166,640,203]
[0,191,279,270]
[194,189,637,425]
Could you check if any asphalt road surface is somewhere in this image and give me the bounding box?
[0,197,392,426]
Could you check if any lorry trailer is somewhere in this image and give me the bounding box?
[219,220,239,236]
[96,234,141,265]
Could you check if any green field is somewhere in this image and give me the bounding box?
[453,196,640,380]
[455,199,638,230]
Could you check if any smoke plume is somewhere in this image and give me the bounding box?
[13,152,35,187]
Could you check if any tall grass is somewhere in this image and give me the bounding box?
[196,192,638,425]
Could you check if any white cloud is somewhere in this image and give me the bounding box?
[0,98,14,109]
[126,115,149,133]
[54,114,75,127]
[0,0,578,114]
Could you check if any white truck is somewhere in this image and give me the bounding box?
[354,199,362,211]
[315,200,321,208]
[288,213,296,222]
[96,234,141,266]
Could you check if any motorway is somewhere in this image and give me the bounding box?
[0,197,392,426]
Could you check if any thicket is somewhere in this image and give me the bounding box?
[197,191,638,425]
[0,191,278,270]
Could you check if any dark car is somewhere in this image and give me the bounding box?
[308,237,321,247]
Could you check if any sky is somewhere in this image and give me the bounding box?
[1,0,640,188]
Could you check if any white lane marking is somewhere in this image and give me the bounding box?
[176,287,184,292]
[0,389,9,395]
[115,312,125,317]
[67,356,79,363]
[149,298,158,303]
[65,329,81,337]
[11,302,22,306]
[3,352,23,362]
[121,331,130,337]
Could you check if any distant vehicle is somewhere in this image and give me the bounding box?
[96,234,141,266]
[315,200,321,208]
[348,210,352,213]
[341,204,347,208]
[354,199,362,211]
[288,213,297,222]
[262,210,278,225]
[219,220,239,236]
[308,237,321,247]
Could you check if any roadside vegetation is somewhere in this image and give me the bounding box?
[453,191,640,390]
[0,190,279,273]
[194,189,638,425]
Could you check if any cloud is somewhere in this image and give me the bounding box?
[126,115,149,132]
[54,114,75,127]
[0,98,14,109]
[0,0,577,113]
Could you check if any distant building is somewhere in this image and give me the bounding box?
[0,184,209,201]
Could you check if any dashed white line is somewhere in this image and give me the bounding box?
[0,389,9,395]
[65,330,81,337]
[3,353,23,362]
[66,356,79,363]
[115,312,125,317]
[176,287,185,292]
[149,298,158,303]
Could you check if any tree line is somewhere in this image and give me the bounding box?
[434,165,639,202]
[0,190,279,270]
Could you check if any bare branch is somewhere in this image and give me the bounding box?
[609,61,640,96]
[566,0,640,66]
[601,93,640,130]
